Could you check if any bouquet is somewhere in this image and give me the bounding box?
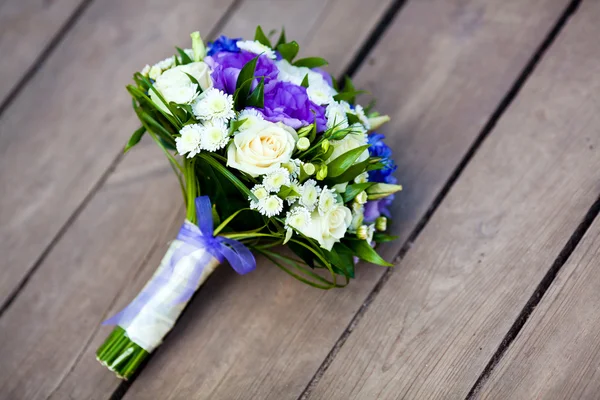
[96,27,401,380]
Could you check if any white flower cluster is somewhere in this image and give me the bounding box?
[248,167,292,217]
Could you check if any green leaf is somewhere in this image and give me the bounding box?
[333,90,366,103]
[328,243,355,278]
[293,57,328,68]
[124,126,146,153]
[276,41,299,63]
[288,240,316,268]
[342,182,375,203]
[197,153,255,200]
[247,77,265,108]
[344,239,393,267]
[327,145,370,178]
[254,25,272,47]
[325,159,370,185]
[176,47,193,64]
[343,76,356,92]
[346,112,360,125]
[134,107,176,148]
[275,27,287,47]
[184,72,201,91]
[236,55,259,91]
[300,73,310,88]
[373,233,398,243]
[234,56,260,109]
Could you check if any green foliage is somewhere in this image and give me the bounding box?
[301,73,310,88]
[326,145,370,178]
[254,25,272,47]
[247,77,265,108]
[293,57,328,68]
[233,55,260,110]
[373,233,398,243]
[276,41,299,63]
[342,182,375,203]
[344,239,393,267]
[124,126,146,153]
[175,47,193,64]
[275,27,287,47]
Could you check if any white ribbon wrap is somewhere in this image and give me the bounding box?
[120,240,220,352]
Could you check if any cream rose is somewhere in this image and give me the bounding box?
[150,62,212,114]
[297,204,352,251]
[227,121,298,177]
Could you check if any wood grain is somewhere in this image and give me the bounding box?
[308,1,600,398]
[0,0,237,307]
[0,1,396,399]
[476,217,600,399]
[0,0,84,106]
[121,0,576,399]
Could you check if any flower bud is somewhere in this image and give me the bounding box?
[321,139,330,152]
[316,165,328,180]
[355,191,368,204]
[375,216,387,232]
[354,172,369,184]
[367,114,391,130]
[190,31,206,61]
[357,225,369,240]
[297,137,310,151]
[367,183,403,200]
[303,162,316,176]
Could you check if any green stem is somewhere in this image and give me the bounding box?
[185,158,198,223]
[96,327,149,380]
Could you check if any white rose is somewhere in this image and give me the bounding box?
[150,62,212,114]
[297,204,352,251]
[227,121,298,177]
[326,132,369,164]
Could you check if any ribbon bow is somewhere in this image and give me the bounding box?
[104,196,255,326]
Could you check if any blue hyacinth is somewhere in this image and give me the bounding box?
[367,133,397,184]
[207,35,241,56]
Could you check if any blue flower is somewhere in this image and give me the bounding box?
[207,35,241,56]
[367,132,397,184]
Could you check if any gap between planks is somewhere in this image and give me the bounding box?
[108,1,409,398]
[0,0,94,118]
[0,0,244,319]
[297,0,584,398]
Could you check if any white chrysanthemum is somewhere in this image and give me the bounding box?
[199,119,230,151]
[193,88,235,121]
[236,40,276,59]
[299,179,321,211]
[307,82,336,106]
[326,102,349,131]
[282,159,301,178]
[354,172,369,184]
[318,187,337,216]
[263,167,291,193]
[157,56,175,71]
[237,108,266,131]
[141,64,151,76]
[249,184,269,210]
[285,206,311,230]
[176,125,203,158]
[354,104,371,129]
[257,195,284,217]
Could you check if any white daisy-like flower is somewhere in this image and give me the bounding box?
[157,56,176,71]
[282,159,301,178]
[176,124,203,158]
[193,88,235,121]
[286,178,302,205]
[326,102,349,131]
[237,108,266,131]
[263,167,291,193]
[285,206,311,230]
[236,40,276,59]
[249,184,269,210]
[198,119,230,151]
[307,82,336,106]
[354,104,371,130]
[140,64,151,76]
[299,179,321,211]
[257,195,284,217]
[318,186,337,216]
[354,172,369,184]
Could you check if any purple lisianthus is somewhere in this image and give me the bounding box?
[364,195,394,223]
[367,132,397,184]
[206,51,278,94]
[207,35,241,56]
[257,81,327,131]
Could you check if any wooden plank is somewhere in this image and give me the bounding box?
[0,0,237,307]
[120,0,577,399]
[0,0,84,106]
[307,1,600,398]
[0,1,397,399]
[476,215,600,399]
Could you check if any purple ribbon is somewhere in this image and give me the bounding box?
[103,196,255,326]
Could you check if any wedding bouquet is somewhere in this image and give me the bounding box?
[96,27,401,380]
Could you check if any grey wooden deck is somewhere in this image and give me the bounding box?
[1,0,599,399]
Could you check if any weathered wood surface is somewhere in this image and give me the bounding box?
[0,0,84,106]
[308,2,600,398]
[0,0,238,307]
[0,1,397,399]
[122,0,577,399]
[476,217,600,399]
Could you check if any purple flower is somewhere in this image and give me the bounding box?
[207,35,241,56]
[313,68,333,87]
[363,195,394,223]
[367,133,397,183]
[206,51,278,95]
[257,81,327,131]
